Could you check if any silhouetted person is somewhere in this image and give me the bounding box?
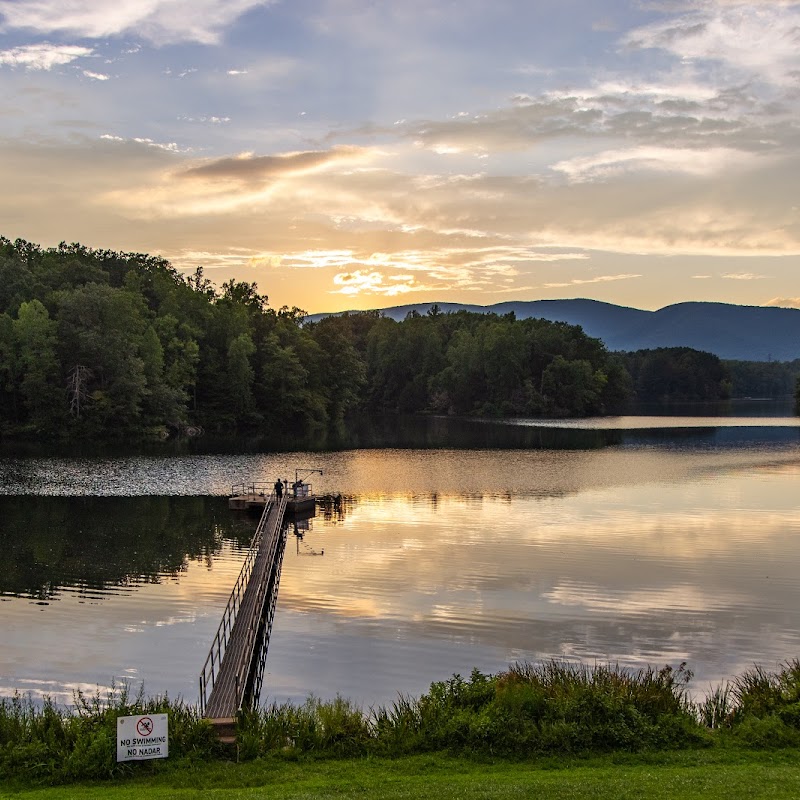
[274,478,283,498]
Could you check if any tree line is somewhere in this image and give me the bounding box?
[0,237,794,442]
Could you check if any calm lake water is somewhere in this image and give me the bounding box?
[2,406,800,708]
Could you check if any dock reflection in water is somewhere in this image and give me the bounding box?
[1,437,800,708]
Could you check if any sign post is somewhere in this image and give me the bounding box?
[116,714,169,762]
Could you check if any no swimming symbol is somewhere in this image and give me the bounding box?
[117,713,169,762]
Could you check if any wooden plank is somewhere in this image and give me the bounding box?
[204,496,287,719]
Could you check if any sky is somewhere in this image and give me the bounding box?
[0,0,798,314]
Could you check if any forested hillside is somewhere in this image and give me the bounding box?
[726,359,800,399]
[620,348,732,403]
[314,299,800,362]
[0,238,632,441]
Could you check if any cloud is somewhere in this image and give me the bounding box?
[0,43,93,70]
[178,146,367,183]
[100,133,183,152]
[552,146,759,182]
[398,99,605,154]
[82,70,110,81]
[638,1,799,12]
[280,250,362,269]
[393,86,788,160]
[0,0,276,45]
[765,296,800,308]
[102,139,800,261]
[2,125,799,312]
[543,274,642,288]
[624,4,800,86]
[332,270,421,297]
[721,272,768,279]
[177,115,231,124]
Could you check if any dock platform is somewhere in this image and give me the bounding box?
[229,481,317,514]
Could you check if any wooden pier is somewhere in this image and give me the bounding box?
[199,491,289,729]
[200,471,323,740]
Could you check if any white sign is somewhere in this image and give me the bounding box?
[116,714,169,762]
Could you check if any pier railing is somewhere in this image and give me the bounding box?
[230,481,314,499]
[230,482,273,497]
[199,494,275,715]
[233,494,287,707]
[248,524,288,708]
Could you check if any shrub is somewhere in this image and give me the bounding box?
[369,661,704,756]
[722,660,800,736]
[0,682,219,784]
[5,659,800,784]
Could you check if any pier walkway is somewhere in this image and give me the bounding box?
[199,491,288,722]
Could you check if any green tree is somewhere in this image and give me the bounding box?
[0,312,18,428]
[55,284,150,434]
[138,324,186,427]
[310,316,367,424]
[624,347,730,402]
[482,319,526,413]
[13,300,63,433]
[0,251,36,315]
[152,315,200,402]
[226,332,258,425]
[542,356,606,416]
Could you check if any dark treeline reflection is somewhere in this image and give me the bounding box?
[0,496,255,599]
[273,413,786,452]
[2,405,797,459]
[263,414,628,452]
[0,415,626,456]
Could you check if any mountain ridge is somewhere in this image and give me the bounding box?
[307,299,800,361]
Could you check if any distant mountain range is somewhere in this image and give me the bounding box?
[308,300,800,362]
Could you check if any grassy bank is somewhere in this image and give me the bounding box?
[2,660,800,791]
[3,751,800,800]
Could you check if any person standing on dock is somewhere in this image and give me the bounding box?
[274,478,283,499]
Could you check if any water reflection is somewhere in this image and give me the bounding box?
[268,464,800,705]
[0,496,254,599]
[4,406,797,462]
[0,497,262,704]
[1,438,800,709]
[508,415,800,429]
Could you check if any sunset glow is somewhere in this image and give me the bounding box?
[1,0,798,312]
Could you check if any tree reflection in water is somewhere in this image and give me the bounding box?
[0,496,254,599]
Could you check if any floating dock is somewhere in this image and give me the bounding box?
[229,481,317,515]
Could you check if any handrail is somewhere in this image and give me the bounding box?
[230,482,274,497]
[199,494,275,715]
[232,494,287,707]
[230,482,314,499]
[248,525,288,707]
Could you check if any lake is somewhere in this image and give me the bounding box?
[2,406,800,709]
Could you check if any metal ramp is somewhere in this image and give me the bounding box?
[199,492,288,721]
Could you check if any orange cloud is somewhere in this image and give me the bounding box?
[179,145,367,182]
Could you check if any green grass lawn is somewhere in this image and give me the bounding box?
[2,750,799,800]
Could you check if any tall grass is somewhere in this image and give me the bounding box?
[236,695,373,759]
[369,662,704,756]
[0,682,219,784]
[3,660,800,785]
